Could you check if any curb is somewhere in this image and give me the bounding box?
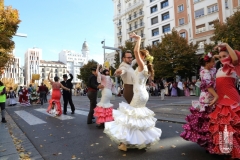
[5,110,44,160]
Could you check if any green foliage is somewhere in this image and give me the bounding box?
[77,60,98,84]
[0,1,21,69]
[212,10,240,50]
[150,29,198,80]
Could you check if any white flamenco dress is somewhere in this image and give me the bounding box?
[104,66,162,149]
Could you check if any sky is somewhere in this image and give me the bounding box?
[5,0,115,66]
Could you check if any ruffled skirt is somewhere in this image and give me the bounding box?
[208,98,240,158]
[46,99,62,116]
[180,106,215,153]
[104,102,162,149]
[94,88,114,124]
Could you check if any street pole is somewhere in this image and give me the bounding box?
[103,39,105,63]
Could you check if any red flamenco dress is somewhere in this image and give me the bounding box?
[180,68,216,153]
[94,72,115,124]
[208,54,240,159]
[47,82,62,116]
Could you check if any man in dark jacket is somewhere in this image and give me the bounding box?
[87,67,104,124]
[61,71,75,115]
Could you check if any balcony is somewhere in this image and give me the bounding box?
[127,23,145,33]
[126,11,144,23]
[117,22,122,27]
[117,32,122,37]
[125,0,144,14]
[196,27,206,34]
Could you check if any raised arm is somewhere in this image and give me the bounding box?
[96,64,102,83]
[218,43,238,65]
[48,70,54,83]
[130,32,144,71]
[67,70,73,81]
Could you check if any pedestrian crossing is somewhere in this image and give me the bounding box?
[14,108,89,126]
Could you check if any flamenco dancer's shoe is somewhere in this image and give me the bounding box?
[118,143,127,151]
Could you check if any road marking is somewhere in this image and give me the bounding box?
[15,110,46,125]
[74,110,88,116]
[35,108,74,120]
[157,108,172,111]
[180,109,189,112]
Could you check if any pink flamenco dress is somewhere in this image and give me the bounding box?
[46,82,62,116]
[208,51,240,159]
[180,68,216,153]
[94,72,116,124]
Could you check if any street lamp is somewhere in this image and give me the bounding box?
[101,40,105,62]
[15,33,27,38]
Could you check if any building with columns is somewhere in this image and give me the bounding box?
[24,47,42,85]
[58,41,89,84]
[113,0,240,54]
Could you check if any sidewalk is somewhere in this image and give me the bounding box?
[0,111,43,160]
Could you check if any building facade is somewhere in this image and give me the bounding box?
[105,52,116,67]
[58,41,89,84]
[1,50,22,84]
[113,0,240,54]
[39,60,67,82]
[113,0,175,48]
[174,0,240,54]
[24,47,42,85]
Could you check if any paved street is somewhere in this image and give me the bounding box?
[2,95,225,160]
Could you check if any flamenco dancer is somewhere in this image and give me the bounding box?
[94,65,116,129]
[180,52,218,153]
[47,70,70,116]
[104,32,162,151]
[20,86,31,106]
[208,43,240,159]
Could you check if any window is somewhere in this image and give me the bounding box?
[151,16,158,25]
[134,12,137,18]
[225,0,229,8]
[152,40,159,45]
[195,8,204,18]
[150,0,155,2]
[141,42,144,48]
[161,0,169,8]
[178,4,184,12]
[162,12,169,21]
[180,32,186,38]
[194,0,201,3]
[152,28,159,36]
[151,5,157,13]
[207,4,218,14]
[162,24,170,33]
[179,18,184,25]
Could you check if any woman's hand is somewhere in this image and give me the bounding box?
[209,96,218,106]
[129,32,141,40]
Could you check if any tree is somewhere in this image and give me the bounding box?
[151,29,199,80]
[77,60,98,84]
[212,10,240,50]
[0,0,21,74]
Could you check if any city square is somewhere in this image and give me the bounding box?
[1,0,240,160]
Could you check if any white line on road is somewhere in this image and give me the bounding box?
[35,108,75,120]
[74,110,88,116]
[15,110,47,125]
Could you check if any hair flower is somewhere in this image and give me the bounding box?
[145,55,154,64]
